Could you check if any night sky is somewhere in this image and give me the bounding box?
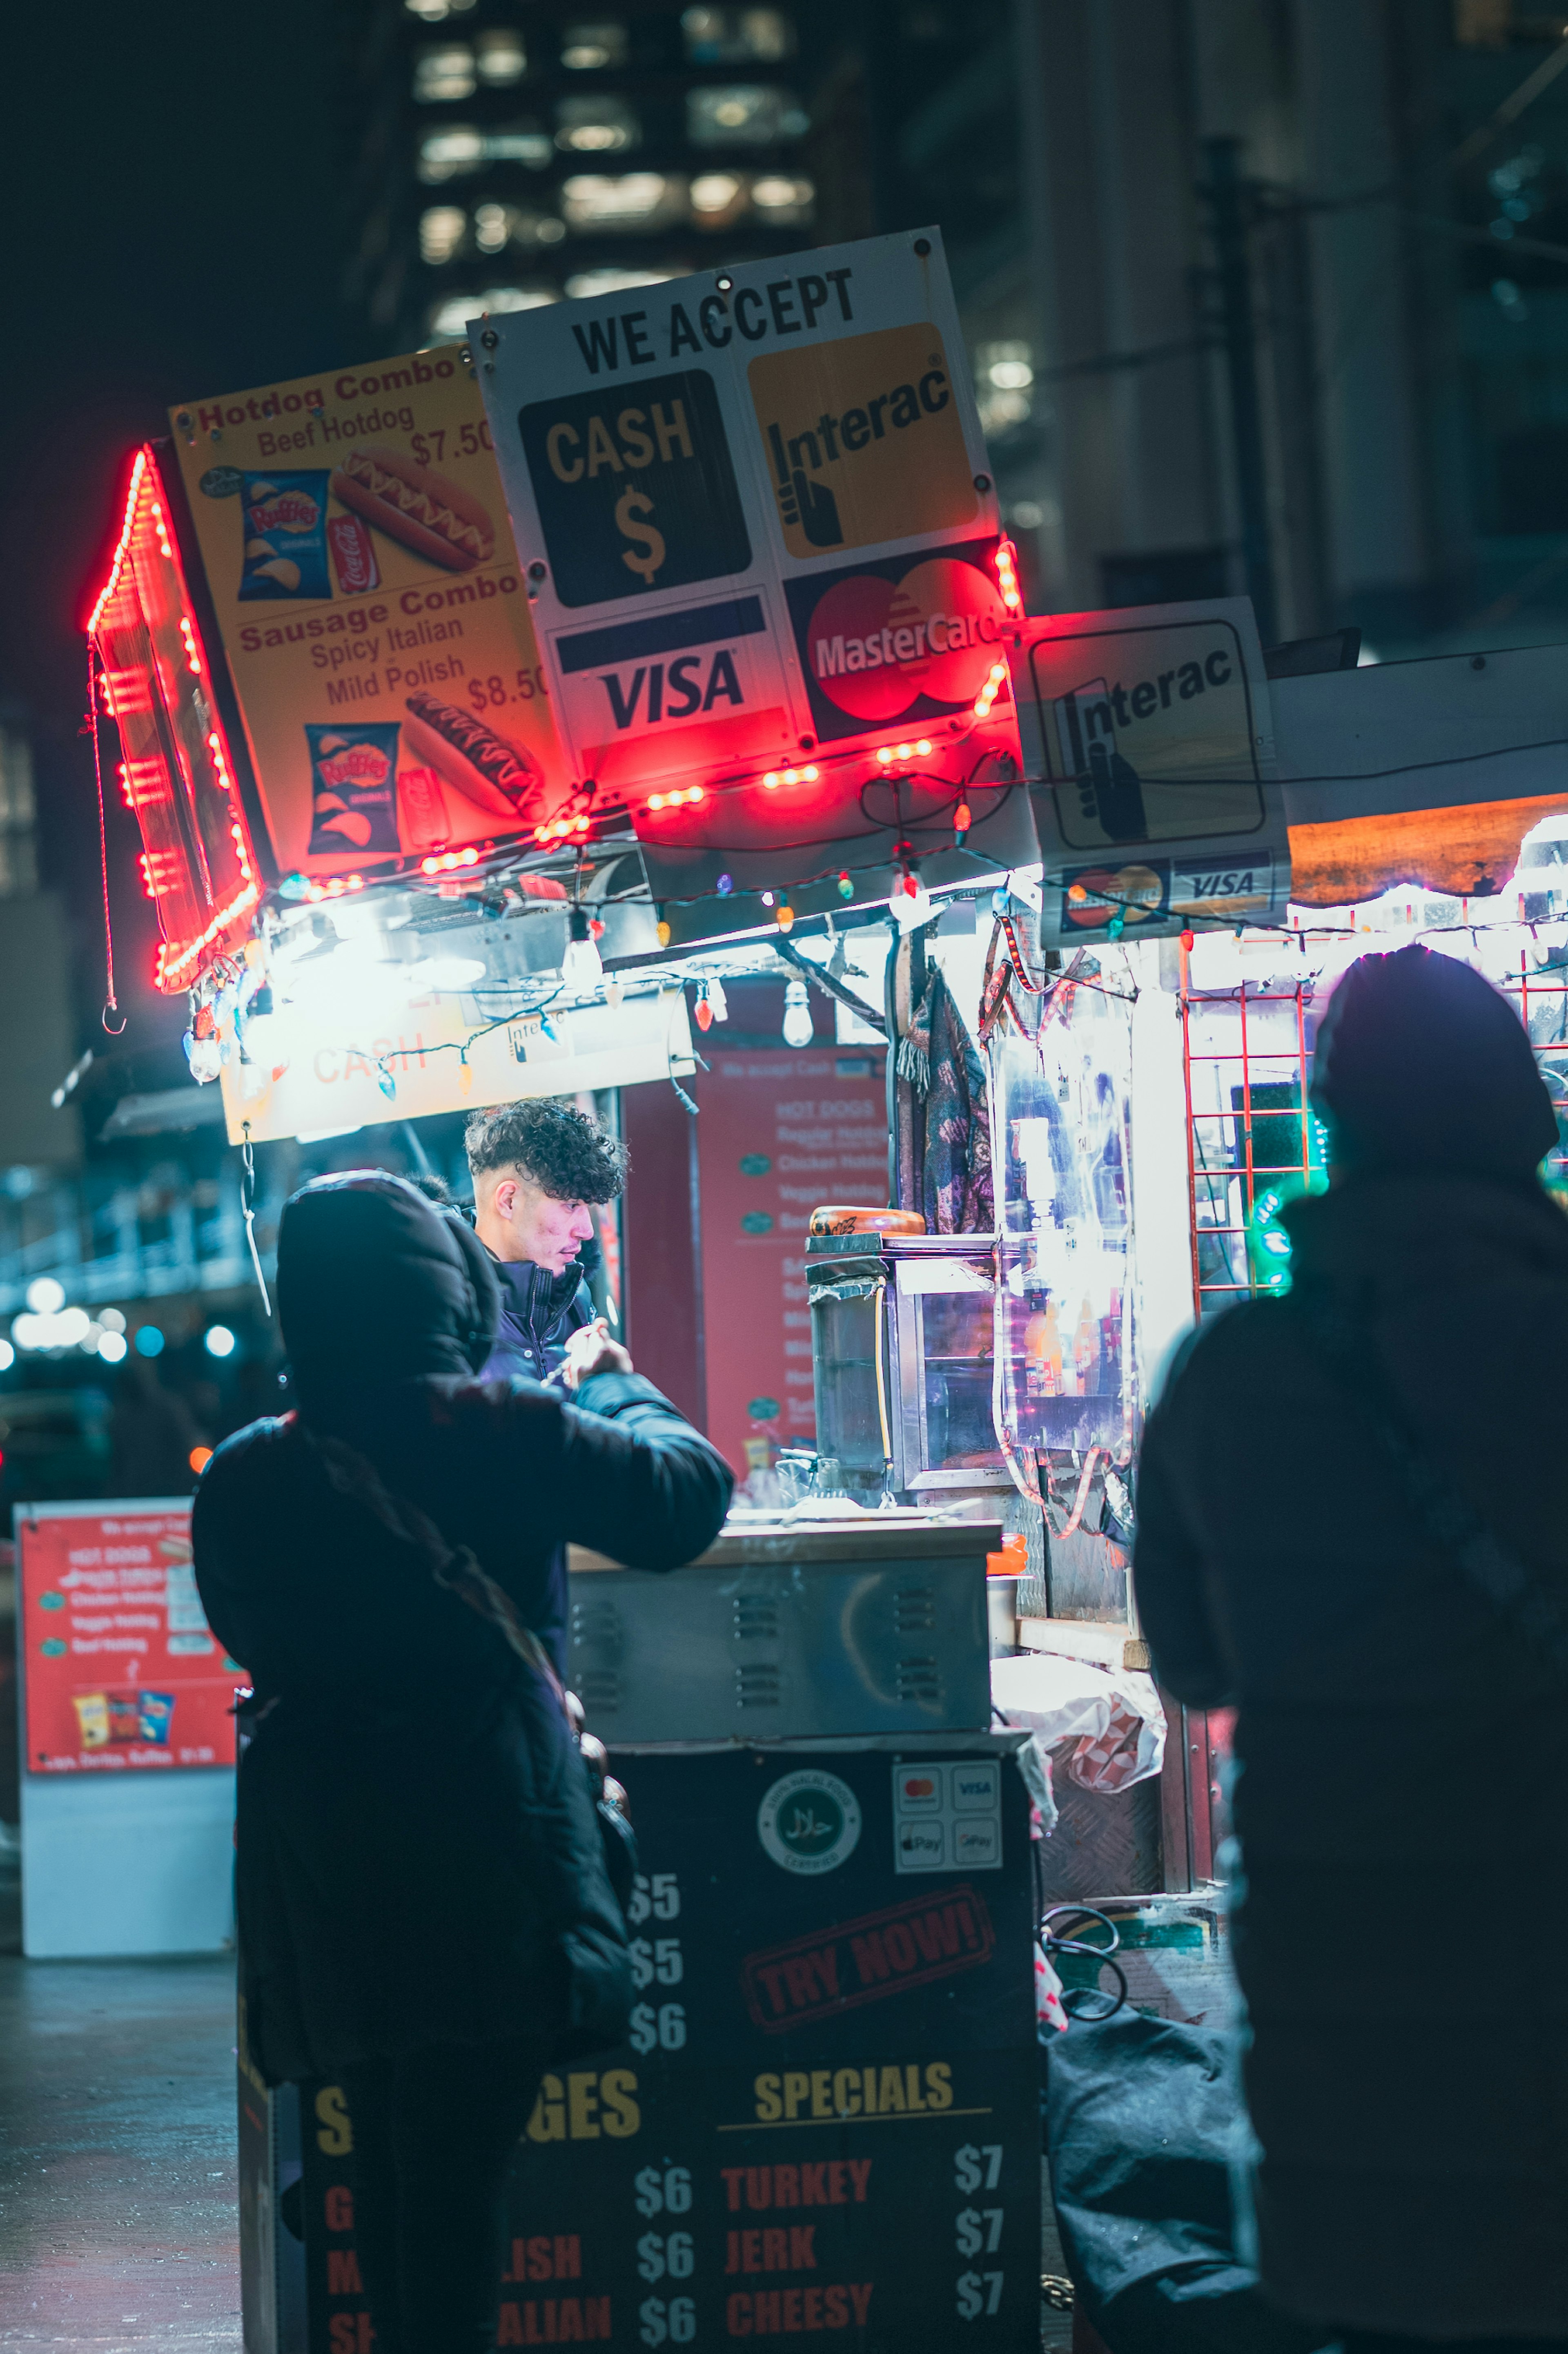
[0,3,357,1051]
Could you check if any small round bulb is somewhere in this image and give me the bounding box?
[782,978,813,1048]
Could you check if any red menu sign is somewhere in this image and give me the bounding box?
[18,1506,241,1774]
[696,1047,888,1480]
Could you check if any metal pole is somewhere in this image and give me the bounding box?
[1203,136,1278,649]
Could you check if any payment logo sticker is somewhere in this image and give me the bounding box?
[758,1768,863,1876]
[519,370,751,607]
[749,324,977,561]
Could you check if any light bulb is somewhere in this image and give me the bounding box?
[782,977,813,1048]
[563,905,603,987]
[891,872,933,932]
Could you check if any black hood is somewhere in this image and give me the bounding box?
[1310,943,1558,1181]
[277,1171,499,1411]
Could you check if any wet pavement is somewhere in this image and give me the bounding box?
[0,1884,240,2352]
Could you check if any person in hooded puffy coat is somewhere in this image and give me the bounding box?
[1133,946,1568,2353]
[192,1172,732,2354]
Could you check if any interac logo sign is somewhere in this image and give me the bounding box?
[1011,599,1292,942]
[748,325,977,560]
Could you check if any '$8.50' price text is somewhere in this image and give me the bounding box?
[467,669,548,716]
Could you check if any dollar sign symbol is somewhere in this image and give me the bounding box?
[954,2144,982,2194]
[636,2232,667,2283]
[956,2274,984,2321]
[616,488,666,587]
[639,2296,669,2347]
[956,2210,983,2257]
[633,2165,664,2218]
[629,2002,657,2055]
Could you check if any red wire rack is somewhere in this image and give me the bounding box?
[1179,939,1568,1324]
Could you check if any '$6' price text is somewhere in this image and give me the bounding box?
[628,1875,686,2055]
[635,2166,695,2346]
[953,2143,1006,2321]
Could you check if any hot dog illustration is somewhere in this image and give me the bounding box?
[329,446,494,573]
[402,692,542,821]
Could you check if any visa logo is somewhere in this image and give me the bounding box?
[597,648,745,731]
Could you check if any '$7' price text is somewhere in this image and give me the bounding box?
[954,2143,1006,2321]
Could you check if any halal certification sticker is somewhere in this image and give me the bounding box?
[757,1768,862,1876]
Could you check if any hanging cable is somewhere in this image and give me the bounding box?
[239,1124,272,1318]
[85,645,125,1035]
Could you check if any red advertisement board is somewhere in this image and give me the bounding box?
[18,1505,241,1774]
[696,1047,888,1480]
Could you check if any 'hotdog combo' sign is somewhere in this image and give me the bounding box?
[169,350,570,881]
[473,230,1037,927]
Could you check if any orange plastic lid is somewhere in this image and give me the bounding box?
[808,1206,927,1237]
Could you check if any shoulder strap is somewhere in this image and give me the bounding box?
[295,1420,569,1708]
[1296,1291,1568,1676]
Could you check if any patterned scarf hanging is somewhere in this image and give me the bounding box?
[896,967,994,1233]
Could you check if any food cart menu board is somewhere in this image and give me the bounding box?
[696,1046,889,1480]
[297,1742,1039,2350]
[17,1504,241,1773]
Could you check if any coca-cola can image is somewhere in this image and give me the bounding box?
[327,512,381,595]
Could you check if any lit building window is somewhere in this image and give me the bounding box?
[561,21,629,69]
[561,173,687,231]
[414,43,476,102]
[475,202,566,251]
[565,266,686,299]
[476,28,527,83]
[421,125,553,179]
[487,127,554,167]
[751,172,813,220]
[420,205,468,263]
[689,171,813,227]
[976,340,1034,433]
[686,85,807,145]
[429,286,561,338]
[557,94,639,151]
[682,7,795,62]
[690,170,744,221]
[419,126,484,182]
[405,0,476,19]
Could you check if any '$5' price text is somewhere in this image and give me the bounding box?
[635,2164,695,2346]
[627,1873,686,2056]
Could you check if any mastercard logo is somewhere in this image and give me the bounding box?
[1065,865,1165,930]
[805,557,1007,723]
[902,1776,937,1798]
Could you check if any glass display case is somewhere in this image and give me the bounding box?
[807,1233,1000,1503]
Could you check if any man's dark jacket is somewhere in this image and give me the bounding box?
[192,1174,732,2087]
[477,1247,596,1385]
[1133,1170,1568,2337]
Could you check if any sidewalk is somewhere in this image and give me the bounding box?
[0,1883,240,2353]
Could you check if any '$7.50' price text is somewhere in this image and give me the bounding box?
[410,422,492,464]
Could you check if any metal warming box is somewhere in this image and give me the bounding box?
[807,1231,1003,1505]
[566,1511,1000,1741]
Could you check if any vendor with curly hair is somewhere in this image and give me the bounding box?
[465,1096,629,1389]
